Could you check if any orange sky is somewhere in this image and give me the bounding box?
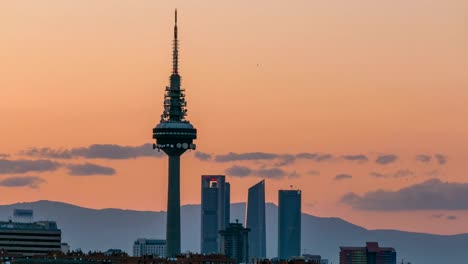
[1,0,468,235]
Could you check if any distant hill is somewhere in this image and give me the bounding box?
[0,200,466,264]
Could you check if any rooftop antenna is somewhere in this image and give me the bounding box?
[172,9,179,75]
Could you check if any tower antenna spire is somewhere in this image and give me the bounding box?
[172,9,179,75]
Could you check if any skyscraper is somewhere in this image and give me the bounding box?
[201,175,230,253]
[152,10,197,257]
[278,189,301,260]
[246,180,266,259]
[219,220,250,264]
[339,242,397,264]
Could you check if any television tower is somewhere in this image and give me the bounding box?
[153,9,197,257]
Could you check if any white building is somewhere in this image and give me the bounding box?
[133,239,166,257]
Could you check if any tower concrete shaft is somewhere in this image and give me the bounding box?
[167,155,181,257]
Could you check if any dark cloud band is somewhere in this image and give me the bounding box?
[0,159,60,174]
[341,178,468,210]
[22,144,163,160]
[67,163,116,176]
[0,176,45,189]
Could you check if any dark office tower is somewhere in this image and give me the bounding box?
[278,189,301,260]
[219,221,250,264]
[201,175,230,253]
[246,180,266,259]
[339,242,396,264]
[152,10,197,257]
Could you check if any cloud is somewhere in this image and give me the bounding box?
[194,151,212,161]
[341,178,468,210]
[22,144,163,159]
[341,155,368,163]
[416,154,432,163]
[375,154,398,165]
[0,154,9,158]
[435,154,447,165]
[427,170,441,177]
[67,163,116,176]
[370,169,413,178]
[0,176,45,189]
[306,170,320,176]
[275,155,296,166]
[296,153,333,162]
[215,152,278,162]
[0,159,61,174]
[288,171,301,179]
[335,174,352,181]
[255,168,287,179]
[296,153,317,159]
[431,213,444,219]
[431,214,458,220]
[224,165,288,179]
[225,165,252,177]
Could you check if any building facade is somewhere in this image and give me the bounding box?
[278,190,301,260]
[0,220,61,256]
[133,239,166,257]
[339,242,396,264]
[201,175,230,254]
[246,180,266,259]
[219,221,250,264]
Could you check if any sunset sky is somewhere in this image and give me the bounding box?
[1,1,468,235]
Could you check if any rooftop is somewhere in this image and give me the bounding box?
[0,221,59,231]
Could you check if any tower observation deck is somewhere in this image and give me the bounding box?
[153,9,197,257]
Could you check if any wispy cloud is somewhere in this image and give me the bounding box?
[0,159,61,174]
[21,144,163,159]
[435,154,447,165]
[0,176,46,189]
[67,163,116,176]
[224,165,288,179]
[0,154,9,158]
[306,170,320,176]
[215,152,278,162]
[341,178,468,210]
[375,154,398,165]
[214,152,334,164]
[194,152,212,161]
[255,168,287,179]
[225,165,252,178]
[370,169,413,178]
[335,174,352,181]
[431,214,458,221]
[341,155,368,163]
[416,154,432,163]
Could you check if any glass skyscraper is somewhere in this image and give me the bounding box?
[246,180,266,259]
[278,189,301,260]
[201,175,230,253]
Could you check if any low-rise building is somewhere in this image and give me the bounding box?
[340,242,396,264]
[0,220,61,256]
[133,239,166,257]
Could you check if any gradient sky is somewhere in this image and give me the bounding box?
[1,1,468,235]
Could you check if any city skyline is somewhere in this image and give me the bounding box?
[1,0,468,237]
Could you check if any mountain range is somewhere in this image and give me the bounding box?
[0,200,466,264]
